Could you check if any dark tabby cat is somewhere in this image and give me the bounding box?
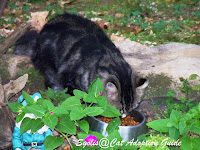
[14,12,148,113]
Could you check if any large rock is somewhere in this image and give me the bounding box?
[0,54,32,80]
[114,39,200,100]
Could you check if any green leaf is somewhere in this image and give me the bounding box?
[8,102,23,113]
[198,103,200,111]
[43,114,58,130]
[61,96,81,110]
[169,127,180,140]
[88,78,104,97]
[44,136,64,150]
[83,94,97,103]
[169,110,181,128]
[70,108,85,120]
[97,96,108,109]
[146,119,170,132]
[88,130,105,140]
[42,100,55,111]
[107,130,122,142]
[20,117,32,134]
[22,91,35,105]
[77,132,89,140]
[85,107,104,116]
[45,87,55,99]
[56,116,76,135]
[190,120,200,134]
[16,112,25,123]
[179,120,186,135]
[166,91,175,97]
[106,117,121,135]
[77,120,89,134]
[23,104,45,117]
[189,74,198,80]
[30,118,43,134]
[53,106,68,117]
[192,138,200,150]
[192,84,200,91]
[181,136,200,150]
[101,105,121,117]
[73,89,86,99]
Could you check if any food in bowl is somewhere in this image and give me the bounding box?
[97,115,140,126]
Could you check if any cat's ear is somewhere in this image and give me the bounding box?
[134,77,148,106]
[104,82,118,100]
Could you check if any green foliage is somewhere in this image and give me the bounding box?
[44,136,64,150]
[164,75,199,117]
[18,67,44,85]
[146,74,200,149]
[8,77,121,150]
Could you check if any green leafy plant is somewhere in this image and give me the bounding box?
[8,78,121,150]
[146,74,200,150]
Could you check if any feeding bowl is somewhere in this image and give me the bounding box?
[85,109,148,141]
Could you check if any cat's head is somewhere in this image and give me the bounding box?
[100,71,148,114]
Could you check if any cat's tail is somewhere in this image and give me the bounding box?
[14,30,38,57]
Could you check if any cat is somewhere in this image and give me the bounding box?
[14,12,148,113]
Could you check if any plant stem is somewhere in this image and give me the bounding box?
[88,103,93,107]
[55,128,73,149]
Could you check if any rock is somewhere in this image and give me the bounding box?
[114,41,200,99]
[136,97,168,122]
[0,76,15,150]
[3,74,28,101]
[0,106,15,149]
[0,77,5,109]
[0,54,32,79]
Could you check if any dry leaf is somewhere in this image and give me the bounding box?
[125,25,142,35]
[3,8,11,14]
[115,13,124,18]
[11,9,23,15]
[91,11,108,16]
[3,74,28,102]
[110,34,125,42]
[28,11,49,32]
[61,0,73,5]
[64,145,71,150]
[0,29,14,37]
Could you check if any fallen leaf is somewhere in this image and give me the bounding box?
[61,0,73,5]
[27,88,31,95]
[28,11,49,32]
[115,13,124,18]
[125,25,142,35]
[180,25,185,29]
[188,2,195,5]
[11,9,23,15]
[3,8,11,14]
[64,145,71,150]
[91,11,108,16]
[140,12,148,18]
[91,18,109,29]
[3,74,28,102]
[110,34,125,42]
[0,29,14,37]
